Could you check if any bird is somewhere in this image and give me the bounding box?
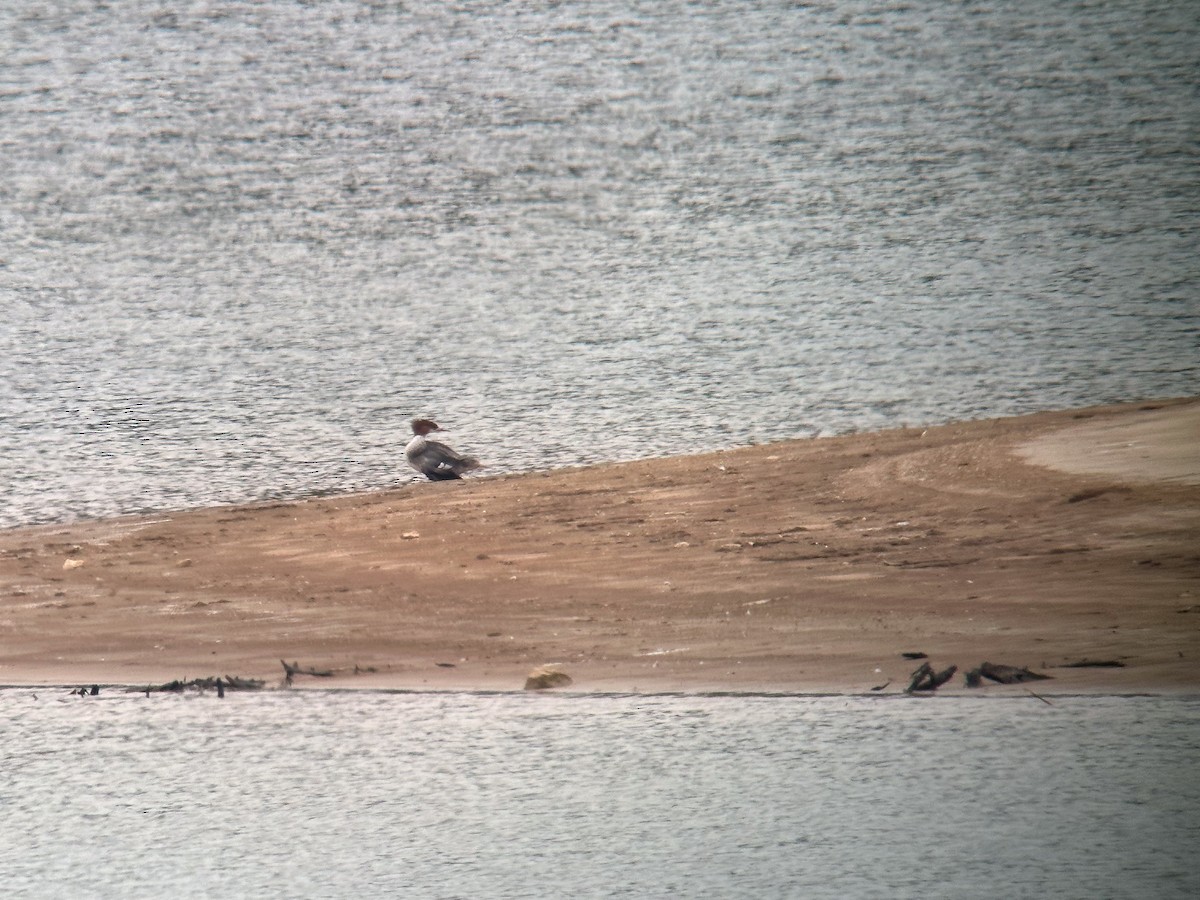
[405,418,481,481]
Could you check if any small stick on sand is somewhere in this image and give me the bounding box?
[1024,687,1054,706]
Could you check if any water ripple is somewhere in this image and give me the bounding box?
[1,0,1197,526]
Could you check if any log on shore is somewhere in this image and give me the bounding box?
[137,676,265,694]
[223,675,267,689]
[1058,659,1126,668]
[905,662,958,693]
[282,660,334,685]
[978,662,1052,684]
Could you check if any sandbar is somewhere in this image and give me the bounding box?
[2,398,1197,695]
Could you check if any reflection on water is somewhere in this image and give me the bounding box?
[1,690,1198,898]
[1,0,1198,527]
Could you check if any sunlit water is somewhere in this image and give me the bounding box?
[1,690,1198,898]
[1,0,1197,528]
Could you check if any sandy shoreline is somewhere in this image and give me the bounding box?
[2,398,1198,695]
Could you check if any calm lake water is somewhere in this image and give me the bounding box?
[1,0,1198,528]
[1,690,1198,899]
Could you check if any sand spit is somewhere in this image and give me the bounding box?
[2,398,1197,695]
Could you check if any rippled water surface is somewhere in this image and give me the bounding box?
[1,0,1198,526]
[1,691,1198,898]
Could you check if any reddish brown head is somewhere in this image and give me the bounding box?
[411,418,441,436]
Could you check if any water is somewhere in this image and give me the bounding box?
[0,690,1196,898]
[1,0,1198,526]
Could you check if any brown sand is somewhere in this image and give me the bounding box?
[2,398,1198,694]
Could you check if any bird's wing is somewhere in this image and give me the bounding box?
[422,439,480,474]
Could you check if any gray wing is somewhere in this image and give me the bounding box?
[422,439,480,475]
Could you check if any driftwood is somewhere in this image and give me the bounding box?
[890,660,1056,691]
[979,662,1051,684]
[905,661,958,693]
[223,675,266,690]
[282,660,334,685]
[138,675,265,695]
[1058,659,1125,668]
[1024,687,1054,706]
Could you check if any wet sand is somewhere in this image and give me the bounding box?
[2,398,1198,694]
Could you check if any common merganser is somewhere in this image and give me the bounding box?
[405,419,481,481]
